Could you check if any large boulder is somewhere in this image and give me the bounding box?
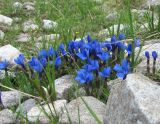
[59,96,106,124]
[106,73,160,124]
[0,44,21,65]
[27,100,66,123]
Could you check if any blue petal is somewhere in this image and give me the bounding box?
[116,72,125,79]
[76,53,87,60]
[145,51,150,59]
[152,51,158,60]
[114,64,123,72]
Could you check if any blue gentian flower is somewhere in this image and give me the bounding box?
[68,41,75,54]
[85,40,100,52]
[55,50,59,57]
[102,42,112,51]
[39,58,47,67]
[87,34,92,42]
[78,40,85,49]
[152,51,158,60]
[88,59,99,70]
[38,49,48,59]
[82,64,93,72]
[48,47,55,57]
[76,49,89,61]
[134,38,140,47]
[28,57,43,73]
[110,35,119,51]
[96,51,110,61]
[75,69,94,84]
[119,33,126,40]
[14,54,25,68]
[0,60,8,70]
[126,44,132,55]
[111,35,117,43]
[117,42,125,50]
[54,57,61,67]
[145,51,150,59]
[99,67,111,78]
[58,43,66,55]
[114,59,130,79]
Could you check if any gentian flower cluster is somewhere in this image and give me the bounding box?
[12,34,141,97]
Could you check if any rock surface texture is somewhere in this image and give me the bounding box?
[55,75,75,99]
[36,34,60,42]
[59,96,106,124]
[27,100,66,123]
[0,109,16,124]
[0,44,21,65]
[106,73,160,124]
[0,30,5,40]
[17,33,31,42]
[23,20,38,32]
[0,15,13,26]
[16,99,36,114]
[1,91,22,108]
[43,19,57,30]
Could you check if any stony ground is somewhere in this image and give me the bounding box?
[0,0,160,124]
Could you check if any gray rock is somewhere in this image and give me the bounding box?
[0,109,16,124]
[107,78,122,90]
[43,19,58,30]
[23,2,35,11]
[16,99,36,114]
[147,0,160,6]
[136,43,160,74]
[106,73,160,124]
[0,15,13,26]
[36,34,60,42]
[27,100,66,123]
[17,33,31,42]
[0,30,5,40]
[106,12,118,22]
[0,70,15,79]
[13,2,23,10]
[55,75,75,99]
[93,0,103,4]
[59,96,106,124]
[1,91,22,108]
[0,44,21,65]
[144,39,160,45]
[98,24,126,38]
[22,20,38,32]
[131,9,150,18]
[139,20,158,32]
